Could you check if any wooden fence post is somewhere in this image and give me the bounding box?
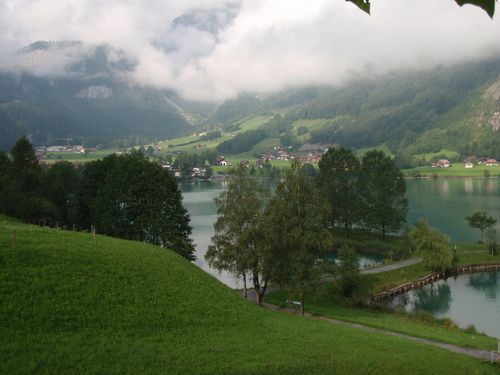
[93,227,98,253]
[13,230,16,249]
[62,235,66,250]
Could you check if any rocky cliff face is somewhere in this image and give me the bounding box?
[75,85,113,99]
[484,79,500,131]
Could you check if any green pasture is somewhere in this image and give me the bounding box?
[1,220,498,374]
[411,165,500,178]
[355,144,393,158]
[413,149,461,161]
[42,150,115,163]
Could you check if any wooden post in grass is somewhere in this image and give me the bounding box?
[93,227,98,253]
[13,230,16,249]
[62,235,66,250]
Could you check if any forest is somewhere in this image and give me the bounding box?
[208,57,500,159]
[0,136,196,261]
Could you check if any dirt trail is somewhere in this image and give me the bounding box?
[242,257,495,360]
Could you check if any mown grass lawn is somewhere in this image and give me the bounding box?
[2,219,499,374]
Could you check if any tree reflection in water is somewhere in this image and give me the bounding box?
[412,282,452,315]
[385,281,452,315]
[466,272,498,300]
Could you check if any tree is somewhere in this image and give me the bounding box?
[348,0,496,18]
[336,246,361,298]
[297,126,309,136]
[357,150,408,240]
[205,164,270,303]
[485,228,497,257]
[465,212,497,243]
[10,135,40,174]
[204,148,219,165]
[77,152,196,261]
[204,166,213,179]
[263,159,332,315]
[316,147,361,238]
[43,160,81,224]
[409,219,453,272]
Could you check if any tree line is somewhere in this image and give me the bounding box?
[206,148,409,313]
[0,136,196,261]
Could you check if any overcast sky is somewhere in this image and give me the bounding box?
[1,0,500,102]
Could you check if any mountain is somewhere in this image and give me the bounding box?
[0,41,214,151]
[2,41,500,160]
[208,57,500,160]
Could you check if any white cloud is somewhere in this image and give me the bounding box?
[1,0,500,102]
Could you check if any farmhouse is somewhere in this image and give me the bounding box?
[431,159,450,168]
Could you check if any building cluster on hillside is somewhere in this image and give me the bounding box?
[259,147,322,164]
[38,145,97,154]
[212,147,323,169]
[431,156,499,168]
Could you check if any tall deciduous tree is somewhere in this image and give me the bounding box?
[206,164,270,303]
[263,159,332,315]
[358,150,408,240]
[77,152,196,261]
[316,147,361,238]
[465,212,497,243]
[409,218,452,272]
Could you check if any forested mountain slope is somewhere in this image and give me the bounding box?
[209,57,500,159]
[0,41,213,151]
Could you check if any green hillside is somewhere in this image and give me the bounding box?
[205,58,500,162]
[1,217,498,374]
[0,41,215,152]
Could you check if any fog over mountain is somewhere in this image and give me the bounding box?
[1,0,500,103]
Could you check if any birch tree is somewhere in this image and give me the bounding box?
[206,164,270,304]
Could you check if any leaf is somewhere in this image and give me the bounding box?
[346,0,370,15]
[455,0,496,18]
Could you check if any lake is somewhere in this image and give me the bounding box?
[181,178,500,338]
[382,271,500,339]
[405,178,500,243]
[182,178,500,279]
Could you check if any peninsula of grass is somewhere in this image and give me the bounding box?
[1,218,499,374]
[265,247,500,352]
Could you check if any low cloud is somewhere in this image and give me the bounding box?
[1,0,500,103]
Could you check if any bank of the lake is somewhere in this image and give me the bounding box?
[264,251,500,349]
[183,178,500,284]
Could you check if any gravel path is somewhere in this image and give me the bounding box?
[242,257,495,360]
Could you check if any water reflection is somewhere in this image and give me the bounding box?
[383,271,500,338]
[435,179,450,197]
[326,251,385,269]
[467,272,498,300]
[405,178,500,242]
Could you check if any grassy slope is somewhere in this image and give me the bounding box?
[266,250,500,352]
[1,218,499,374]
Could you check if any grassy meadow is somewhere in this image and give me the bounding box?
[266,248,500,353]
[1,216,499,374]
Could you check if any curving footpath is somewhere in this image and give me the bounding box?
[243,257,494,360]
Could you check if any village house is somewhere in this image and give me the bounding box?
[431,159,451,168]
[464,161,474,168]
[486,159,499,166]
